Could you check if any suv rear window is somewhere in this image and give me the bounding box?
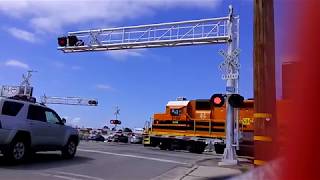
[1,101,24,116]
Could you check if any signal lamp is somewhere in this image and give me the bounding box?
[88,100,98,106]
[58,36,67,46]
[213,97,222,104]
[68,35,78,46]
[110,120,121,125]
[58,36,84,47]
[228,94,244,108]
[211,94,225,107]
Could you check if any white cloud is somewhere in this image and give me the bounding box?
[107,49,145,61]
[5,59,30,69]
[0,0,222,33]
[96,84,114,91]
[6,27,37,43]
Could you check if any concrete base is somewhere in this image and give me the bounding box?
[218,159,238,166]
[218,146,238,166]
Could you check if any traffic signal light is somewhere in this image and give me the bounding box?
[228,94,244,108]
[88,100,98,106]
[110,120,121,125]
[211,94,225,107]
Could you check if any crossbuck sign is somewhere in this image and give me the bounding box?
[219,48,241,80]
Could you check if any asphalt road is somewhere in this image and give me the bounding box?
[0,141,218,180]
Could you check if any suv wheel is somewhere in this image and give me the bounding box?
[62,139,77,159]
[4,139,28,163]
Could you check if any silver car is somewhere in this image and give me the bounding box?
[0,96,79,163]
[130,134,143,144]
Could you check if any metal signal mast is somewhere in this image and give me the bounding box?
[114,106,120,120]
[58,6,240,165]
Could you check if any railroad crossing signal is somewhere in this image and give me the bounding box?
[110,120,121,125]
[88,100,98,106]
[58,5,240,166]
[58,36,84,47]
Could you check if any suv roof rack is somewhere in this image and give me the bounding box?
[8,95,37,103]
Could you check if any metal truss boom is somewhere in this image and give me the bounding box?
[41,96,98,106]
[58,16,239,53]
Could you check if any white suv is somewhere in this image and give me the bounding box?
[0,96,79,163]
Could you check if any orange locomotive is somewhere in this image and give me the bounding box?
[143,96,254,155]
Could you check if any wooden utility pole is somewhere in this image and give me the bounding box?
[253,0,277,166]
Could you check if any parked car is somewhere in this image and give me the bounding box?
[129,134,143,144]
[88,134,105,142]
[116,129,123,134]
[112,134,128,143]
[0,96,79,163]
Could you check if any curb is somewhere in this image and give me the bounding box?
[178,165,199,180]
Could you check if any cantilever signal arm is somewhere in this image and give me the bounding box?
[40,96,98,106]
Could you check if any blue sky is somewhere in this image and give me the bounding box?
[0,0,259,128]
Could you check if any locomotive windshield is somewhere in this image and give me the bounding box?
[170,109,181,116]
[195,100,211,110]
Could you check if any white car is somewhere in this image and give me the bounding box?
[0,96,79,163]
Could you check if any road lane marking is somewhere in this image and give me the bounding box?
[78,148,188,165]
[37,172,81,180]
[52,175,81,180]
[51,171,105,180]
[37,171,104,180]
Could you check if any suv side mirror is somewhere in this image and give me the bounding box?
[62,118,66,124]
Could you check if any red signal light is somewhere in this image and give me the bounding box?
[58,36,84,47]
[211,94,225,107]
[58,36,67,47]
[110,120,121,125]
[213,97,222,104]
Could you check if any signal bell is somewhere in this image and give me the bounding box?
[211,94,225,107]
[228,94,244,108]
